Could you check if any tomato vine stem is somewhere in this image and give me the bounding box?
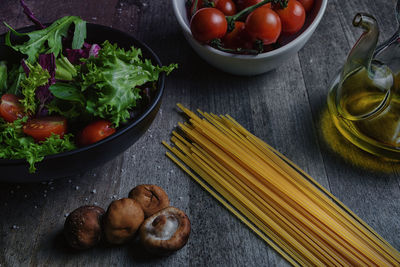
[210,39,260,54]
[203,0,215,7]
[191,0,199,16]
[225,0,288,32]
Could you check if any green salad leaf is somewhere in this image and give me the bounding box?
[80,40,177,126]
[71,19,86,49]
[20,62,50,114]
[55,56,77,81]
[0,118,76,173]
[0,61,7,93]
[47,82,85,119]
[6,65,25,95]
[49,82,84,104]
[4,16,86,63]
[46,97,83,119]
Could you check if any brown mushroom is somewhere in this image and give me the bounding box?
[128,184,170,218]
[64,205,105,250]
[139,206,191,255]
[103,198,144,244]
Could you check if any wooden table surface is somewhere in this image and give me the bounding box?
[1,0,400,266]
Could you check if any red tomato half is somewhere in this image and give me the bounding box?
[214,0,237,15]
[298,0,314,12]
[0,94,25,122]
[190,8,228,43]
[23,116,67,142]
[274,0,305,34]
[78,120,116,146]
[245,7,281,45]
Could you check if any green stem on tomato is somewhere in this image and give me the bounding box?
[203,0,215,7]
[210,39,261,55]
[225,0,288,32]
[254,39,264,53]
[191,0,199,16]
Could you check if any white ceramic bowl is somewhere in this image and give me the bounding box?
[172,0,327,75]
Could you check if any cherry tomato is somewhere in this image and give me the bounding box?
[236,0,270,11]
[245,7,281,45]
[190,8,228,43]
[222,21,252,49]
[0,94,25,122]
[23,116,67,142]
[78,120,116,146]
[298,0,314,12]
[214,0,237,16]
[274,0,305,34]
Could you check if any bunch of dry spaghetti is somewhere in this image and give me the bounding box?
[163,104,400,266]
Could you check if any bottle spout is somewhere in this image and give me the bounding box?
[342,13,379,77]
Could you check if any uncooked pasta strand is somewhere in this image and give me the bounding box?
[223,114,400,263]
[163,104,400,266]
[165,151,301,267]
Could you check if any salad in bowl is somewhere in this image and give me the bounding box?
[0,1,176,177]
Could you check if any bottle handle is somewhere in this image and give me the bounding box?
[374,0,400,56]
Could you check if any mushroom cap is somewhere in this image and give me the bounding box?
[103,198,144,244]
[64,205,105,250]
[128,184,170,218]
[139,206,191,255]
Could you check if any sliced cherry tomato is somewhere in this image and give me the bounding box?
[245,7,281,45]
[190,8,228,43]
[23,116,67,142]
[0,94,25,122]
[236,0,270,11]
[222,21,252,49]
[78,120,116,146]
[214,0,237,16]
[298,0,314,12]
[273,0,305,34]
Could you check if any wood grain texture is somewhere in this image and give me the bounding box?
[1,0,400,266]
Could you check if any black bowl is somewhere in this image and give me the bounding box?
[0,24,165,183]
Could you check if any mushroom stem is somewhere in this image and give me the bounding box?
[153,214,167,228]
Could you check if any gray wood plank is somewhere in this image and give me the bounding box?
[1,0,400,266]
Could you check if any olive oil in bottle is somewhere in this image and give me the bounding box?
[327,12,400,158]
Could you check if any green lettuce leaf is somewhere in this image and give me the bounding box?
[46,98,83,119]
[4,16,86,63]
[47,82,85,119]
[6,65,25,95]
[80,40,177,126]
[55,56,77,81]
[0,117,76,173]
[20,62,50,114]
[0,61,7,93]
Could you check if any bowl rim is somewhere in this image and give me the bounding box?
[0,23,165,166]
[172,0,328,59]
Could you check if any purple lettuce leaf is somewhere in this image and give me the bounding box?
[62,26,74,50]
[89,43,101,57]
[38,53,56,83]
[64,43,101,65]
[21,59,30,76]
[20,0,45,29]
[36,53,56,116]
